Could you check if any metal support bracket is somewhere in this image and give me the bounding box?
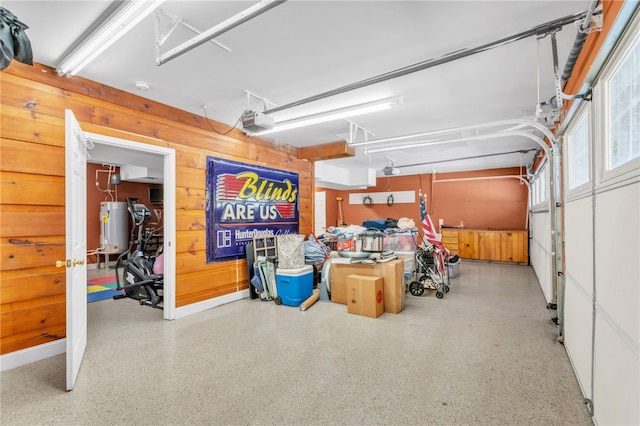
[579,4,604,35]
[157,1,286,66]
[347,121,374,144]
[155,8,232,66]
[548,31,594,107]
[243,89,278,112]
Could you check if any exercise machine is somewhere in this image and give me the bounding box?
[113,198,164,309]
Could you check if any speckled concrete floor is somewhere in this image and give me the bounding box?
[1,261,592,425]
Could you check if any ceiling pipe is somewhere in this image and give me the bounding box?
[366,130,552,157]
[351,118,557,149]
[434,174,529,186]
[263,11,589,115]
[396,148,537,169]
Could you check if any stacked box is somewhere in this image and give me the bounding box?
[330,258,405,314]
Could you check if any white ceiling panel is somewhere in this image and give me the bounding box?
[2,0,598,185]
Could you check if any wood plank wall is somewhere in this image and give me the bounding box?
[0,62,313,355]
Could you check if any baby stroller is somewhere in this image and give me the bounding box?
[407,244,450,298]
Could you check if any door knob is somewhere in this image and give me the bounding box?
[56,260,70,268]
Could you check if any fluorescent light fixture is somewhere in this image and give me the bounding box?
[255,97,402,136]
[57,0,165,77]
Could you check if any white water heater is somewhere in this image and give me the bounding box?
[99,202,128,252]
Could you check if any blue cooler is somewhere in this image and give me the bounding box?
[275,265,314,307]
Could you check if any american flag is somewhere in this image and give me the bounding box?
[419,193,447,274]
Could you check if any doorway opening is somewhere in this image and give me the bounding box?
[84,132,176,320]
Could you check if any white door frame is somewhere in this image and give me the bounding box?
[85,132,176,320]
[314,191,326,235]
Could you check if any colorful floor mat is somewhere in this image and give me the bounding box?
[87,276,123,303]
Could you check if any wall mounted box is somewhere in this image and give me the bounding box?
[346,275,384,318]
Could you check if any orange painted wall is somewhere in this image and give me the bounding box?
[431,168,528,230]
[320,187,341,229]
[86,163,162,264]
[318,167,528,236]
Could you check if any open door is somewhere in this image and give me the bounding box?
[63,110,88,390]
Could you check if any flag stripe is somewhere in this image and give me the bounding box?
[419,196,446,274]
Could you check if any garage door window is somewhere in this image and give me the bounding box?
[606,29,640,170]
[566,111,589,189]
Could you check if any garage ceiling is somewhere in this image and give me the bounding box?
[3,0,598,187]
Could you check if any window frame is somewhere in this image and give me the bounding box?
[531,160,549,212]
[597,16,640,185]
[564,104,592,196]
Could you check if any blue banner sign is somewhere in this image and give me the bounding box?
[206,157,299,261]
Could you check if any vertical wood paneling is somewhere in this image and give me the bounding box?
[458,230,479,259]
[448,229,527,263]
[501,233,513,262]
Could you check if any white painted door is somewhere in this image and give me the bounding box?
[64,110,87,391]
[314,191,326,235]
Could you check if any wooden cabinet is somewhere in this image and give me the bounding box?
[440,229,528,264]
[441,229,460,256]
[499,231,528,263]
[458,230,479,259]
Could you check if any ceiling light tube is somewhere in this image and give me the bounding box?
[256,97,402,136]
[57,0,165,77]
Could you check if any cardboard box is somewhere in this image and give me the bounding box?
[346,275,384,318]
[330,258,405,314]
